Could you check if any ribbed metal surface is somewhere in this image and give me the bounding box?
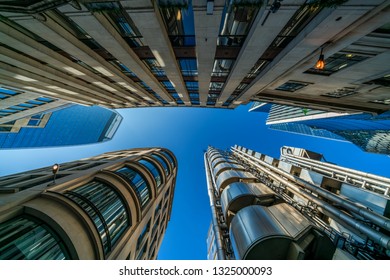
[212,157,239,169]
[213,162,245,178]
[216,170,256,192]
[230,205,292,260]
[220,182,275,224]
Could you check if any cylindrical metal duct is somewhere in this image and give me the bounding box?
[232,148,390,250]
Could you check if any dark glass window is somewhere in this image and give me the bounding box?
[212,59,234,77]
[36,97,54,103]
[136,219,150,250]
[275,81,310,92]
[0,88,18,95]
[115,167,151,208]
[27,100,44,105]
[185,81,198,91]
[136,241,147,260]
[138,159,162,188]
[179,59,198,76]
[27,119,40,126]
[0,216,69,260]
[64,181,129,255]
[151,154,169,176]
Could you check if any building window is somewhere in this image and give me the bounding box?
[160,151,175,168]
[305,52,369,76]
[212,59,234,77]
[179,59,198,76]
[0,88,19,99]
[136,241,148,260]
[364,73,390,87]
[137,219,151,250]
[154,201,162,218]
[0,215,69,260]
[151,154,169,176]
[115,166,151,208]
[64,180,129,255]
[138,159,163,188]
[321,87,357,98]
[275,80,310,92]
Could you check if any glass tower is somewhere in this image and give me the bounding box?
[0,105,123,148]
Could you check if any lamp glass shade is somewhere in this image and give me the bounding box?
[315,54,325,70]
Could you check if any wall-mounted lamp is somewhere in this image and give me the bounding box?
[52,163,60,184]
[315,48,325,70]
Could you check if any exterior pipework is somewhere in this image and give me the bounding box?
[282,152,390,196]
[204,150,226,260]
[231,147,390,250]
[233,147,390,232]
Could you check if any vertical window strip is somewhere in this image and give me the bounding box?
[138,159,163,188]
[151,154,169,176]
[64,181,129,255]
[115,167,151,208]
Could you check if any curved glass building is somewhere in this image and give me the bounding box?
[0,147,177,260]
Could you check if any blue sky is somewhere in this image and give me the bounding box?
[0,103,389,259]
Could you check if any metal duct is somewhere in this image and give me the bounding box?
[232,147,390,250]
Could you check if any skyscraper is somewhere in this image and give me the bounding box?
[205,145,390,260]
[0,147,177,260]
[250,102,390,154]
[0,0,388,113]
[0,104,123,148]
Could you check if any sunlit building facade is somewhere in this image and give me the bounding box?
[0,0,388,114]
[205,145,390,260]
[0,147,177,260]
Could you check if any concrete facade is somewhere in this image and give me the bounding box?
[0,0,388,113]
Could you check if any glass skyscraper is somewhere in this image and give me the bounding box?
[0,105,122,148]
[250,102,390,155]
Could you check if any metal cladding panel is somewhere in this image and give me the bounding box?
[209,153,224,164]
[340,183,390,216]
[277,161,293,173]
[212,158,238,169]
[216,170,257,192]
[229,205,292,260]
[264,156,274,165]
[220,182,276,224]
[267,204,311,239]
[213,162,245,178]
[299,169,323,186]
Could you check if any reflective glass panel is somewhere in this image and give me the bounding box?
[0,216,69,260]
